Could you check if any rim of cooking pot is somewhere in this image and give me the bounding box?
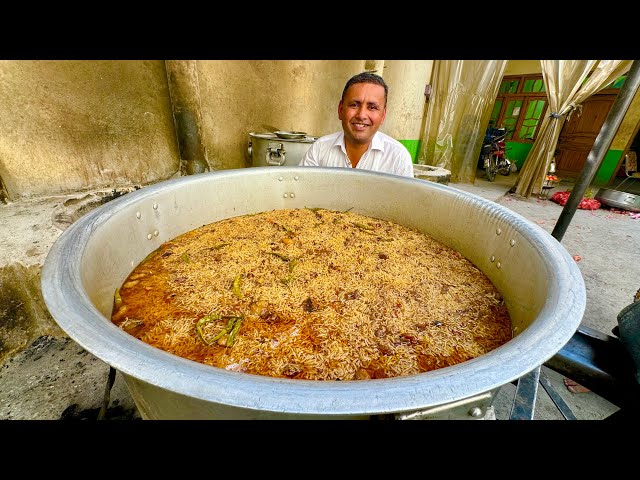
[41,167,586,416]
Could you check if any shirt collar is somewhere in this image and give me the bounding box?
[336,131,384,153]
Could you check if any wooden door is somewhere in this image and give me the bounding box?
[555,94,617,178]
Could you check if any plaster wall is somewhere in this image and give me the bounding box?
[0,59,636,199]
[195,60,433,169]
[383,60,432,142]
[0,59,433,199]
[611,86,640,151]
[504,60,541,75]
[196,60,365,170]
[0,60,180,200]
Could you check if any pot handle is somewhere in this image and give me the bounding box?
[266,142,286,166]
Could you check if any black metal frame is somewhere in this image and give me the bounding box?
[544,325,640,419]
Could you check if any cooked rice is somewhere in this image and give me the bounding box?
[111,208,512,380]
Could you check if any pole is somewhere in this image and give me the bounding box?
[551,60,640,242]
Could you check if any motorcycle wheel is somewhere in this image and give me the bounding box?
[485,154,497,182]
[498,160,511,176]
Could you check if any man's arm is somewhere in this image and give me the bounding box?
[298,142,318,166]
[394,148,415,178]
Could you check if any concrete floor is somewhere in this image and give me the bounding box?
[1,168,638,421]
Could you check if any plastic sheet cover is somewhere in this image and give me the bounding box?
[417,60,507,183]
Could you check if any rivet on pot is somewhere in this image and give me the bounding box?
[469,407,483,418]
[136,212,141,219]
[278,176,283,181]
[496,228,502,235]
[510,239,516,247]
[497,262,502,269]
[294,176,299,181]
[153,230,159,237]
[283,193,289,198]
[290,193,295,198]
[153,203,158,210]
[490,255,495,262]
[147,233,153,240]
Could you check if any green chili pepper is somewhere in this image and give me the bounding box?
[226,317,244,346]
[269,251,290,261]
[196,314,220,345]
[288,258,298,273]
[352,222,374,231]
[197,314,243,346]
[140,250,158,265]
[232,274,242,299]
[274,222,293,233]
[114,288,122,308]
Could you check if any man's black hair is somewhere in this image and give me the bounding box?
[341,72,388,106]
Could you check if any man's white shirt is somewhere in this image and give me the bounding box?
[298,131,414,178]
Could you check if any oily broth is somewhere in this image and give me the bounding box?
[111,208,513,380]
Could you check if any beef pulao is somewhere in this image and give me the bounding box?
[111,207,513,381]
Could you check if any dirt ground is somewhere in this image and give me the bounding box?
[498,183,639,337]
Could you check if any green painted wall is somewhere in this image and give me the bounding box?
[506,142,533,169]
[399,139,420,163]
[595,149,624,185]
[506,141,620,184]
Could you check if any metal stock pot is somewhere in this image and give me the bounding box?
[41,167,586,420]
[248,131,317,167]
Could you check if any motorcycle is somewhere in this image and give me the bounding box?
[479,126,512,182]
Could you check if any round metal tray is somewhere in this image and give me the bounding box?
[274,130,307,139]
[595,188,640,212]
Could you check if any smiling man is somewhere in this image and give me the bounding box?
[298,72,414,178]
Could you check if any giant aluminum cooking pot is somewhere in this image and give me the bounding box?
[41,167,586,420]
[248,131,317,167]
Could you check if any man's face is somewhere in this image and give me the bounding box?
[338,82,387,146]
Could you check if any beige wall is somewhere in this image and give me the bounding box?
[0,59,433,201]
[611,87,640,151]
[0,60,180,200]
[383,60,433,141]
[196,60,365,170]
[1,59,636,201]
[504,60,541,75]
[197,60,432,171]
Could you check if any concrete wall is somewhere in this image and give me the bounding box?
[1,59,635,202]
[0,60,435,202]
[196,60,433,170]
[504,60,541,75]
[383,60,433,160]
[196,60,364,170]
[0,61,180,200]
